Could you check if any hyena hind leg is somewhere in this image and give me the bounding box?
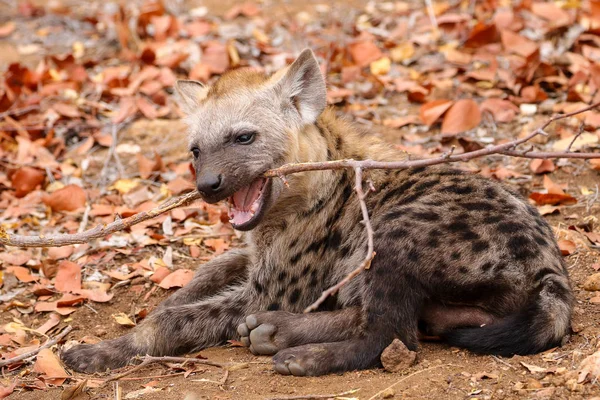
[62,286,252,373]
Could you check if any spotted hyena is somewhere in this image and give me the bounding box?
[62,49,573,376]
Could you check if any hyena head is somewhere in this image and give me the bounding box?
[176,49,327,231]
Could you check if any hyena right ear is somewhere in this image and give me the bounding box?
[274,49,327,124]
[175,80,207,115]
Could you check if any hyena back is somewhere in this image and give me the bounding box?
[62,49,573,376]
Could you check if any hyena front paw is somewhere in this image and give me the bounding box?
[62,337,139,373]
[272,344,331,376]
[237,312,297,355]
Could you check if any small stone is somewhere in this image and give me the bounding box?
[525,378,543,389]
[583,273,600,291]
[380,339,417,373]
[381,388,395,398]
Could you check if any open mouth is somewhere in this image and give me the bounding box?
[227,177,269,230]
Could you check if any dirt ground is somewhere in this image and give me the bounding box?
[2,1,600,399]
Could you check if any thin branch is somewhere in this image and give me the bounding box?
[1,102,600,250]
[304,167,375,313]
[0,191,202,247]
[0,326,73,367]
[267,389,359,400]
[102,355,227,386]
[565,121,586,153]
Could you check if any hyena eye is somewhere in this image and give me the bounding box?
[191,147,200,159]
[235,132,256,145]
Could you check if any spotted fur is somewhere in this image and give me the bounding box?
[62,49,573,376]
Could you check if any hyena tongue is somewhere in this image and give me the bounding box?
[232,178,264,211]
[230,178,265,225]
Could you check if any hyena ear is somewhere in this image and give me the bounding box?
[275,49,327,124]
[175,80,207,115]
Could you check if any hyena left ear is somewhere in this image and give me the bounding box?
[175,80,207,115]
[275,49,327,124]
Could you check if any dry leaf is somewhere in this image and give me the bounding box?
[6,266,37,283]
[158,269,194,289]
[348,41,383,67]
[33,348,68,385]
[43,185,87,212]
[61,379,87,400]
[11,167,45,197]
[529,192,577,206]
[558,240,576,256]
[441,99,481,135]
[419,99,454,126]
[204,238,229,255]
[529,159,555,174]
[112,312,136,327]
[521,361,547,373]
[578,349,600,383]
[55,261,82,293]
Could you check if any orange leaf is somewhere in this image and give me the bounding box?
[6,266,37,283]
[158,269,194,289]
[112,97,138,124]
[531,2,571,27]
[150,266,171,284]
[76,289,114,303]
[348,41,383,67]
[33,348,68,385]
[54,261,81,293]
[0,381,16,399]
[47,246,74,260]
[500,30,538,57]
[43,184,86,212]
[590,159,600,171]
[203,42,230,74]
[543,175,565,195]
[419,99,454,126]
[204,238,230,255]
[441,99,481,135]
[529,159,555,174]
[11,166,45,198]
[0,250,31,266]
[558,240,576,256]
[480,98,519,123]
[36,313,61,335]
[529,192,577,206]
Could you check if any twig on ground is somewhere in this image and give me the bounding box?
[0,190,202,247]
[367,365,451,400]
[492,355,516,370]
[566,121,586,153]
[267,389,359,400]
[304,167,375,313]
[0,326,73,367]
[102,355,227,386]
[0,105,40,120]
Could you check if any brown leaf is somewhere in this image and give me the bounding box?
[0,22,16,38]
[76,289,114,303]
[136,97,158,120]
[501,30,538,57]
[36,313,61,335]
[543,175,566,195]
[529,159,555,174]
[47,246,74,260]
[150,266,171,284]
[531,2,571,27]
[441,99,481,135]
[53,103,81,118]
[480,98,519,123]
[6,266,37,283]
[0,250,31,266]
[202,43,229,74]
[112,97,138,124]
[464,22,498,48]
[33,348,68,385]
[348,41,383,67]
[137,152,164,179]
[204,238,229,255]
[158,269,194,289]
[55,261,81,293]
[112,312,136,327]
[529,192,577,206]
[0,381,16,399]
[558,240,576,256]
[419,99,454,126]
[43,184,87,212]
[61,379,87,400]
[11,166,45,197]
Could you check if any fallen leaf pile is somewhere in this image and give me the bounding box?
[0,0,600,397]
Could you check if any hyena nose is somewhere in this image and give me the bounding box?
[197,172,224,195]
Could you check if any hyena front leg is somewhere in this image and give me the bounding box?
[158,248,250,309]
[62,286,254,373]
[238,308,363,356]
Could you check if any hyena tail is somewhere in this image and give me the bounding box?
[444,275,573,356]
